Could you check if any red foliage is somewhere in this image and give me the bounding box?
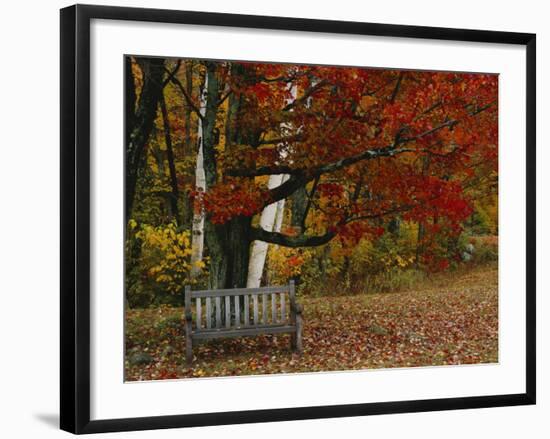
[200,62,497,260]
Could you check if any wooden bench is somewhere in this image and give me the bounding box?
[184,280,303,366]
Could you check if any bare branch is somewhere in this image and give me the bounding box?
[162,61,181,88]
[400,119,459,143]
[389,72,404,103]
[218,89,232,106]
[167,71,204,120]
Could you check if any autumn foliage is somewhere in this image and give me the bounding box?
[125,56,498,378]
[209,63,497,251]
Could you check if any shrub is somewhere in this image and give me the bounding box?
[125,221,208,308]
[469,235,498,263]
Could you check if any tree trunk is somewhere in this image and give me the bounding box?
[184,60,194,154]
[199,61,234,290]
[247,174,286,288]
[290,185,307,230]
[388,217,401,236]
[416,221,426,266]
[126,57,165,222]
[125,56,136,145]
[207,216,252,289]
[190,74,208,278]
[159,91,180,224]
[201,62,221,188]
[415,155,431,265]
[180,60,194,232]
[274,177,288,233]
[246,83,296,287]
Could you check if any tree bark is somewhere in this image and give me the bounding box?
[199,62,233,289]
[247,174,287,288]
[207,75,253,291]
[195,62,254,289]
[290,185,307,230]
[273,177,288,233]
[190,74,208,278]
[184,60,194,154]
[126,57,165,222]
[125,56,136,145]
[201,62,221,188]
[416,154,431,265]
[159,91,180,224]
[207,216,252,289]
[182,61,195,232]
[416,221,426,266]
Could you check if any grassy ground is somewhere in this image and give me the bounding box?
[125,263,498,381]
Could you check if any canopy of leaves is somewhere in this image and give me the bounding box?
[204,62,497,248]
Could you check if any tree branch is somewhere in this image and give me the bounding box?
[231,96,494,205]
[300,176,320,232]
[252,200,420,248]
[227,164,300,177]
[218,89,233,106]
[251,226,336,248]
[258,134,304,145]
[162,61,181,88]
[167,71,204,120]
[400,119,459,143]
[315,145,414,175]
[469,100,496,116]
[261,144,412,208]
[282,80,329,112]
[389,72,404,103]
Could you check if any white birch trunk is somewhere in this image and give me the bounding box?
[190,75,208,278]
[274,175,290,233]
[246,174,285,288]
[246,83,297,288]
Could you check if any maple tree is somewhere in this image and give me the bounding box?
[125,56,497,294]
[194,61,496,288]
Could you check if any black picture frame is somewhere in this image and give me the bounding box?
[60,4,536,434]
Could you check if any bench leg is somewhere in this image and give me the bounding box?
[185,320,193,366]
[186,335,193,366]
[292,313,303,354]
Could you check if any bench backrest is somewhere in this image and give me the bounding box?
[185,281,296,331]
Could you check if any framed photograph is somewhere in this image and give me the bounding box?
[60,4,536,434]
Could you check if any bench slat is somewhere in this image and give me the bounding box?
[271,294,276,323]
[253,295,259,325]
[244,295,249,327]
[215,297,221,329]
[206,297,212,329]
[192,285,289,298]
[225,296,231,328]
[262,294,267,324]
[281,293,286,322]
[196,297,202,329]
[193,325,296,340]
[234,296,240,327]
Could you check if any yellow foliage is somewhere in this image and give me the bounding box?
[267,245,313,283]
[136,223,195,294]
